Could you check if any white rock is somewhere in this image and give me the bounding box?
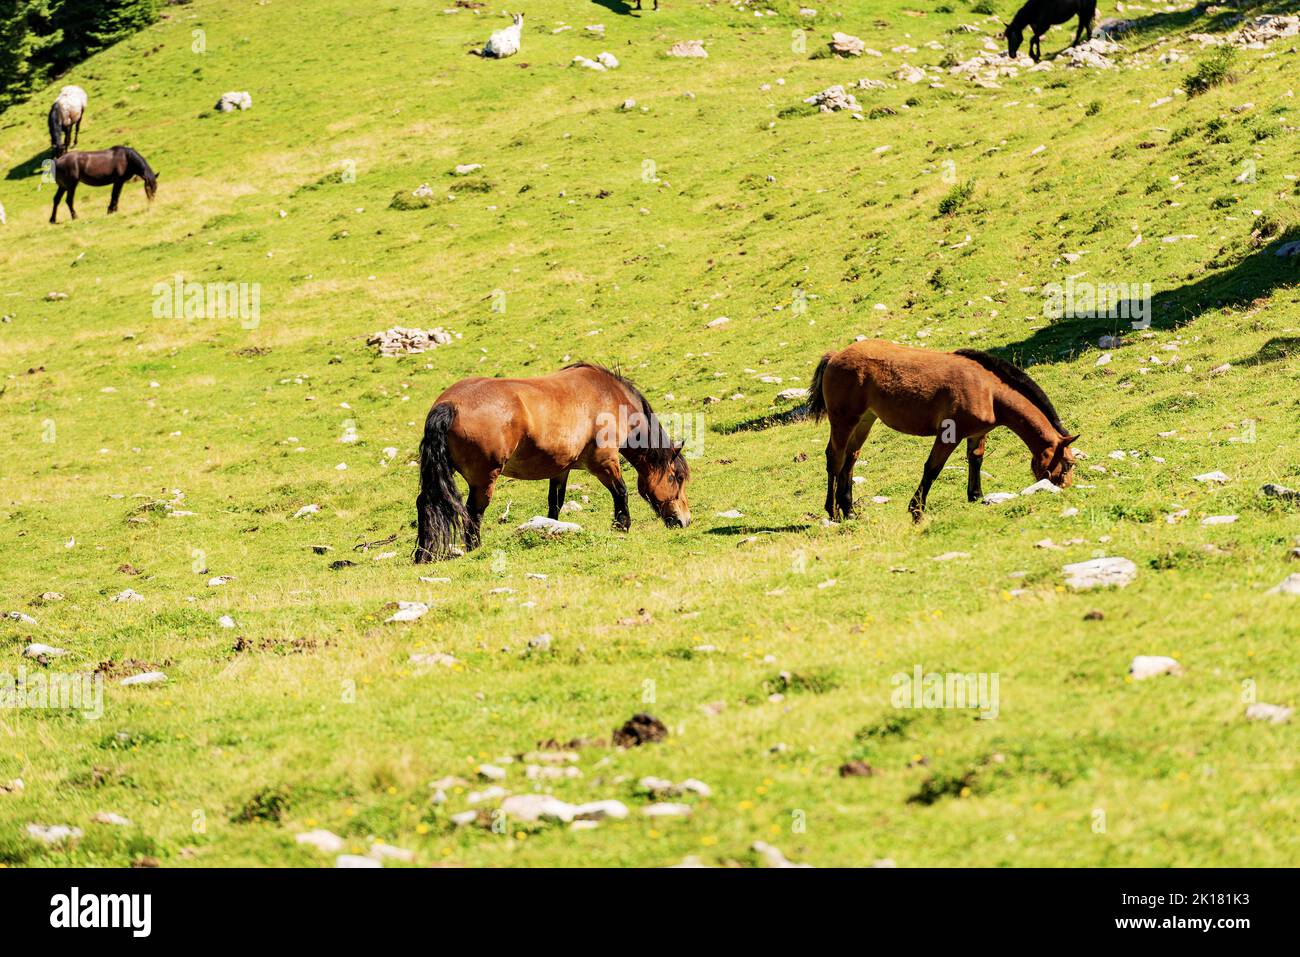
[933,551,970,562]
[716,509,743,518]
[296,829,345,853]
[369,842,416,862]
[477,763,507,781]
[1200,515,1238,526]
[216,91,252,112]
[776,388,808,401]
[642,802,692,818]
[500,793,576,823]
[111,589,143,603]
[753,841,812,868]
[572,799,629,821]
[517,516,581,535]
[1021,478,1062,496]
[120,671,167,687]
[293,504,320,518]
[983,492,1018,504]
[23,643,65,658]
[467,785,508,805]
[218,615,236,629]
[1245,703,1293,724]
[1267,574,1300,596]
[335,854,382,868]
[91,812,131,826]
[1194,471,1230,484]
[596,52,620,69]
[27,824,82,845]
[386,601,429,623]
[453,163,482,175]
[1063,557,1136,589]
[1129,655,1183,680]
[6,611,38,625]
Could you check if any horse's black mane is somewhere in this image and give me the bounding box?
[953,349,1066,432]
[565,362,688,477]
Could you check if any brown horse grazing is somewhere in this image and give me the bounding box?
[808,340,1079,522]
[414,363,692,561]
[49,146,158,224]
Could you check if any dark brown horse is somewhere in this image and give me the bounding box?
[49,146,158,224]
[808,340,1078,522]
[414,363,692,561]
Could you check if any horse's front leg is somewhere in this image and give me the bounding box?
[547,472,570,521]
[909,436,958,523]
[966,435,987,502]
[50,187,64,224]
[108,181,123,214]
[590,456,630,531]
[65,183,77,220]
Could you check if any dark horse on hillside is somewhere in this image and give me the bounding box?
[808,340,1079,522]
[414,363,692,561]
[1005,0,1096,63]
[49,147,158,223]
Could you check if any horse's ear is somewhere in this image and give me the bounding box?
[1062,434,1080,446]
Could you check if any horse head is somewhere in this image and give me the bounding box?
[1004,26,1024,58]
[637,442,692,528]
[1033,434,1079,488]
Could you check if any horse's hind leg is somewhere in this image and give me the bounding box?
[108,181,123,214]
[909,436,958,523]
[465,473,499,551]
[966,435,988,503]
[835,412,877,519]
[50,187,64,224]
[547,472,570,520]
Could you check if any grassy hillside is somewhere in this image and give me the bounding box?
[0,0,1296,867]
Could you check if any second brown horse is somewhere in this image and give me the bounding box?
[414,363,691,561]
[809,339,1078,522]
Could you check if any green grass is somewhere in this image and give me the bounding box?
[0,0,1297,868]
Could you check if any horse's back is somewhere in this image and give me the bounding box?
[435,368,626,479]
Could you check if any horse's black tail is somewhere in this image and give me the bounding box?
[414,402,469,563]
[807,352,833,423]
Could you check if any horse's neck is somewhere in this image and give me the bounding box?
[1008,6,1032,30]
[993,386,1058,454]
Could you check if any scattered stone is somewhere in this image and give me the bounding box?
[612,713,668,747]
[477,763,507,781]
[6,611,38,625]
[1129,655,1183,680]
[335,854,381,868]
[23,643,66,659]
[1063,557,1137,590]
[1267,574,1300,596]
[641,802,691,818]
[501,794,575,823]
[110,589,144,603]
[367,327,454,356]
[120,671,167,687]
[453,163,483,175]
[1245,703,1293,724]
[218,615,236,629]
[1189,14,1300,49]
[776,387,808,401]
[216,91,252,112]
[804,85,861,113]
[1021,478,1062,496]
[369,842,416,863]
[1200,515,1237,526]
[716,509,743,518]
[637,776,712,798]
[1194,471,1230,484]
[1,778,24,795]
[27,824,82,845]
[838,760,873,777]
[666,39,707,58]
[1262,483,1300,501]
[573,800,629,821]
[932,551,970,562]
[517,516,581,536]
[385,601,429,623]
[828,32,866,56]
[983,492,1018,504]
[296,829,346,853]
[752,841,811,868]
